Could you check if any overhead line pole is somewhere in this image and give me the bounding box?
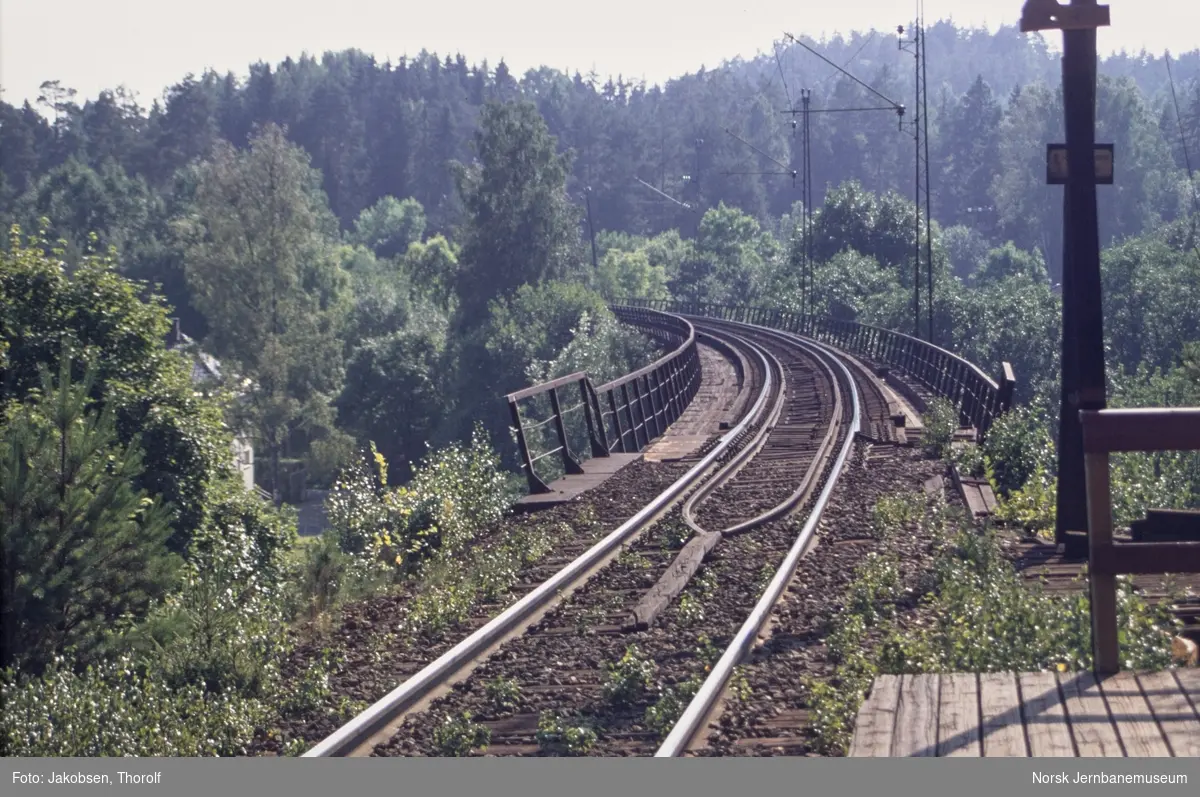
[1020,0,1111,559]
[584,186,599,270]
[911,22,921,340]
[900,11,934,343]
[782,30,913,335]
[804,88,814,323]
[774,46,903,324]
[921,15,934,345]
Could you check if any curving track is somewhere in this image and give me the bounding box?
[302,312,919,758]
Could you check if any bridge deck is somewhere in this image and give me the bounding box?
[849,670,1200,757]
[514,452,644,510]
[642,341,743,462]
[516,341,745,510]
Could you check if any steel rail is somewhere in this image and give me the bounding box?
[304,321,775,758]
[676,336,788,536]
[679,321,845,538]
[656,321,862,757]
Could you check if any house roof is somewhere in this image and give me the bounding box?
[166,320,223,384]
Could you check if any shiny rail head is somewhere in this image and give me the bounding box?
[655,320,862,757]
[305,321,774,757]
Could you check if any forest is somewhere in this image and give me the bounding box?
[2,21,1199,755]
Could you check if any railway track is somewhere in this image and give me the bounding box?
[302,314,919,758]
[679,442,954,756]
[301,320,778,756]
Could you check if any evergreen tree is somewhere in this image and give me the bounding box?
[1,358,178,672]
[452,101,581,323]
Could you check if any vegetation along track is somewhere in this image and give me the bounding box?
[688,442,956,756]
[302,320,780,756]
[337,319,868,757]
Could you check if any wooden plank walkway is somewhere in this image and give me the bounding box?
[849,670,1200,757]
[642,342,743,463]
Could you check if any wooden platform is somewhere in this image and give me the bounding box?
[850,670,1200,757]
[514,453,643,510]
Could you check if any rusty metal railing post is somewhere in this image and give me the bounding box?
[581,378,610,458]
[549,386,585,476]
[608,388,628,453]
[509,399,553,494]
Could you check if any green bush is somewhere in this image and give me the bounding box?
[644,675,703,738]
[676,593,704,627]
[325,425,514,574]
[880,524,1179,673]
[601,645,657,706]
[980,406,1055,496]
[279,649,339,716]
[432,711,491,756]
[804,664,874,756]
[133,523,292,697]
[401,582,475,639]
[802,505,1178,756]
[1,655,271,757]
[0,231,236,554]
[536,711,598,756]
[870,492,925,539]
[0,359,179,672]
[991,462,1056,537]
[921,397,959,459]
[845,553,901,626]
[825,612,867,665]
[485,677,522,712]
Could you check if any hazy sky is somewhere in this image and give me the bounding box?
[2,0,1194,108]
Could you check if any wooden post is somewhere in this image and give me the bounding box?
[1021,0,1111,555]
[1077,407,1200,671]
[1080,411,1118,673]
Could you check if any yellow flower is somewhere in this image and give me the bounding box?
[394,555,403,566]
[1055,662,1067,672]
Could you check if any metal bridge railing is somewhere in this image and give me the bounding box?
[504,307,700,495]
[616,298,1015,438]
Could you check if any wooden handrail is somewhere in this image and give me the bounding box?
[1080,407,1200,673]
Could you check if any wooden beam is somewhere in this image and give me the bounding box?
[1136,670,1200,757]
[892,675,940,757]
[1130,509,1200,542]
[625,531,723,631]
[1090,542,1200,575]
[936,673,982,757]
[1084,449,1118,673]
[1097,672,1172,756]
[1080,408,1200,453]
[1019,672,1075,756]
[1058,671,1123,756]
[978,672,1028,756]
